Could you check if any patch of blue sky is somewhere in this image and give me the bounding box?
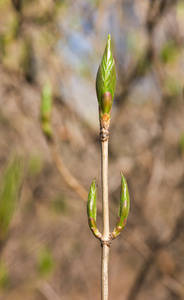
[57,31,93,71]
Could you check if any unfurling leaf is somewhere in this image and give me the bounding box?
[87,179,97,221]
[111,173,130,239]
[87,179,102,240]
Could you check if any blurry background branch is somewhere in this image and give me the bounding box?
[40,83,88,203]
[0,156,24,253]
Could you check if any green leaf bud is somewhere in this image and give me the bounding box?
[87,178,97,221]
[96,34,116,116]
[87,179,102,240]
[111,173,130,239]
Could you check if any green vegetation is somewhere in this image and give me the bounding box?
[27,155,43,177]
[0,261,9,289]
[37,247,55,276]
[179,133,184,154]
[41,83,53,139]
[96,34,116,117]
[0,156,24,243]
[160,41,179,64]
[51,194,68,214]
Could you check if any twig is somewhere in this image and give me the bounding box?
[37,281,61,300]
[48,137,88,202]
[163,276,184,298]
[101,139,109,300]
[40,83,88,202]
[87,35,130,300]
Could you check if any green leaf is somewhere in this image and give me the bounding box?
[111,173,130,239]
[96,34,116,115]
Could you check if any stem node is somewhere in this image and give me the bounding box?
[100,113,110,142]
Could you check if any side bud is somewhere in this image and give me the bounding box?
[87,179,102,240]
[111,173,130,240]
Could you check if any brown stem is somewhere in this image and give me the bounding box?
[101,136,110,300]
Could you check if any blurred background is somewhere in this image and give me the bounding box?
[0,0,184,299]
